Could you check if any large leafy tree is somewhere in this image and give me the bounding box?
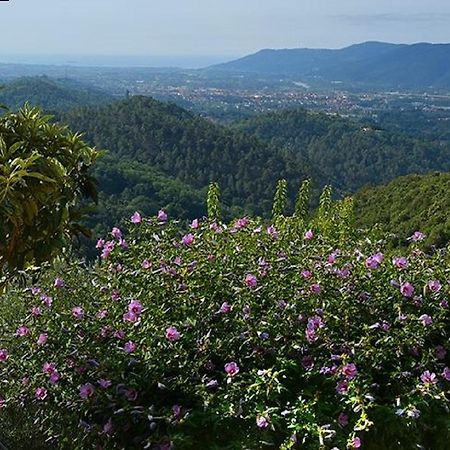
[0,106,98,276]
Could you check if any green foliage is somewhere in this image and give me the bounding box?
[353,172,450,248]
[0,201,449,449]
[272,179,288,219]
[206,182,222,221]
[0,106,98,276]
[61,96,314,223]
[0,76,112,112]
[233,108,450,193]
[294,179,311,221]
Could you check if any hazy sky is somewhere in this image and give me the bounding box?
[1,0,450,58]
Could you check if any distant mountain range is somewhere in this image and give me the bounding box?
[211,42,450,89]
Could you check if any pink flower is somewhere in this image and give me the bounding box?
[157,210,168,222]
[0,349,9,362]
[35,387,47,401]
[336,380,349,395]
[131,211,142,224]
[419,314,432,326]
[98,379,112,389]
[101,241,115,259]
[79,383,95,399]
[49,371,61,384]
[224,362,240,377]
[165,326,181,342]
[219,302,231,314]
[305,328,317,343]
[400,282,414,297]
[304,229,314,240]
[16,326,30,337]
[96,309,108,319]
[373,252,384,263]
[337,412,348,427]
[43,362,57,375]
[256,415,269,429]
[123,311,138,323]
[72,306,84,320]
[235,217,249,229]
[435,345,447,360]
[54,277,65,289]
[410,231,426,241]
[442,367,450,381]
[128,299,143,315]
[31,306,42,317]
[103,418,114,435]
[393,256,408,269]
[124,341,136,353]
[125,388,138,401]
[172,404,182,418]
[245,274,258,288]
[111,227,122,239]
[114,329,126,339]
[41,295,53,307]
[301,270,312,279]
[142,259,152,269]
[365,255,380,270]
[310,283,321,293]
[37,333,48,346]
[351,437,362,449]
[190,218,199,229]
[266,225,278,239]
[427,280,442,293]
[96,238,105,249]
[420,370,437,385]
[342,363,358,380]
[181,233,194,245]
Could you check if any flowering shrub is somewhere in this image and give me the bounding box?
[1,210,450,449]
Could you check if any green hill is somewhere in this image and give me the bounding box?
[0,76,112,111]
[62,96,318,222]
[354,172,450,247]
[233,108,450,193]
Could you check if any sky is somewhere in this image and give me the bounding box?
[1,0,450,66]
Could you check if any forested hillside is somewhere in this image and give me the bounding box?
[0,76,112,111]
[354,172,450,248]
[87,155,205,233]
[62,96,318,221]
[233,108,450,192]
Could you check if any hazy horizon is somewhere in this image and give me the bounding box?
[2,40,450,70]
[1,0,450,64]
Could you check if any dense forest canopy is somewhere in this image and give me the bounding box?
[233,108,450,192]
[354,172,450,248]
[61,97,317,220]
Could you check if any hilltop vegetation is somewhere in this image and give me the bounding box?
[233,108,450,193]
[354,172,450,248]
[0,76,112,112]
[88,155,205,233]
[62,96,317,221]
